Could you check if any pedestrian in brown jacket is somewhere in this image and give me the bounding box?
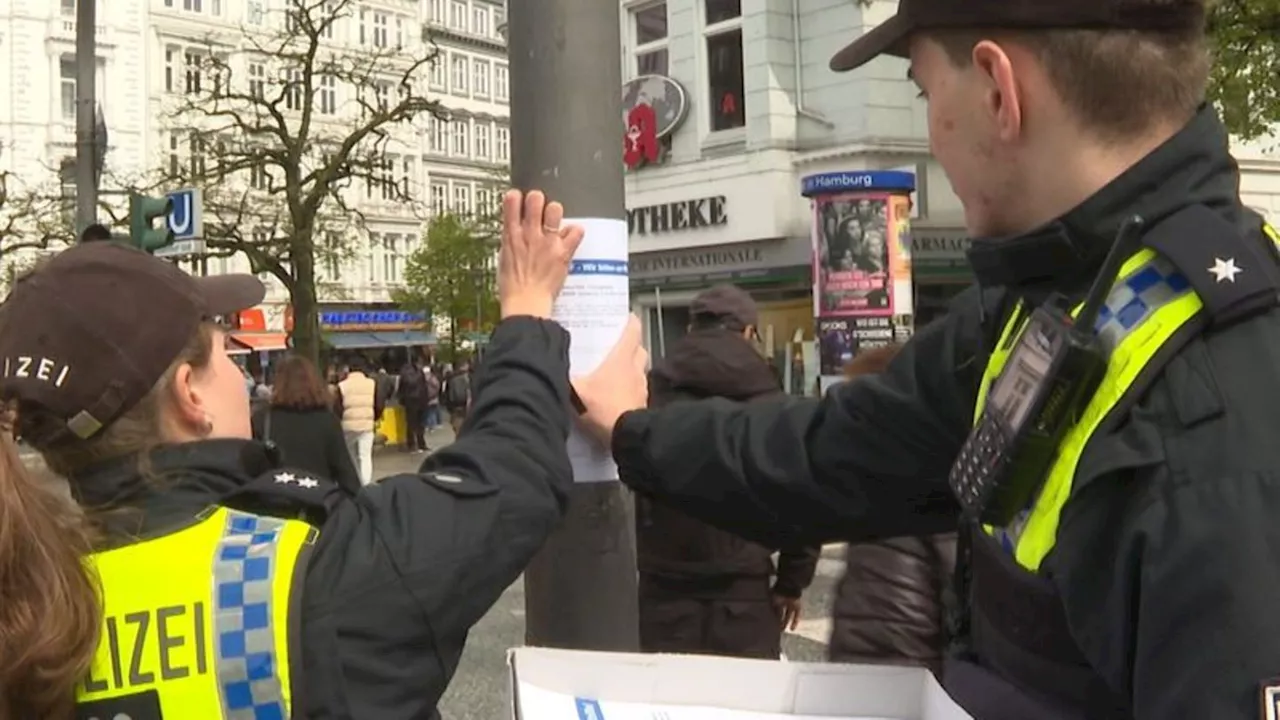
[827,344,957,675]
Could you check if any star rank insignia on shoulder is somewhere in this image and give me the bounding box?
[222,467,345,525]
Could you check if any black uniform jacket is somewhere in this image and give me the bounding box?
[73,317,575,720]
[612,107,1280,718]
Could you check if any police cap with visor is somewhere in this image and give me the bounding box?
[0,242,264,449]
[828,0,1205,72]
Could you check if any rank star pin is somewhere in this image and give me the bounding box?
[1208,257,1243,283]
[274,472,296,485]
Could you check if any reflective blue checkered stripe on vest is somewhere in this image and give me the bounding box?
[213,511,289,720]
[990,254,1194,553]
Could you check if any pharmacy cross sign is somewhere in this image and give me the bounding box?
[622,74,690,171]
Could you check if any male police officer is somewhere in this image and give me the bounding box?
[572,0,1280,717]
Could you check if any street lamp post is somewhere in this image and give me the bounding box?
[509,0,639,651]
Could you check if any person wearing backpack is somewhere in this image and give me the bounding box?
[443,361,471,434]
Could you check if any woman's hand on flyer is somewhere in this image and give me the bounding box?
[498,189,585,320]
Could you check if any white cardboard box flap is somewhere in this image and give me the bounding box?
[509,648,973,720]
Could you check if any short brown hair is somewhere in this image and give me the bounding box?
[270,356,331,411]
[930,15,1209,141]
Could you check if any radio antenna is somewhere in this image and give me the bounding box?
[1074,215,1146,335]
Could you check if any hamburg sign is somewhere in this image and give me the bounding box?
[622,74,689,171]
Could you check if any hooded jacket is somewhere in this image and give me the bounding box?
[636,328,818,597]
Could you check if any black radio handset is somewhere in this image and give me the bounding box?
[949,216,1147,526]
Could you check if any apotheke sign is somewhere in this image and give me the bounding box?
[911,230,971,262]
[627,195,728,236]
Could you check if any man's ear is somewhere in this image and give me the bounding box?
[971,39,1023,142]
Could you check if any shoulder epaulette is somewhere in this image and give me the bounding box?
[222,467,346,526]
[1142,204,1280,326]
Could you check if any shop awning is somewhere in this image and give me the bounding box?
[325,332,385,350]
[231,332,289,352]
[369,331,436,347]
[325,331,436,349]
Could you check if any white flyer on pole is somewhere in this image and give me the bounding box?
[552,217,630,483]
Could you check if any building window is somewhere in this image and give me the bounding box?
[380,158,396,200]
[494,5,506,37]
[183,0,202,11]
[430,0,446,24]
[373,12,389,48]
[428,116,448,154]
[452,183,471,214]
[168,135,181,177]
[495,125,509,162]
[450,0,467,30]
[383,235,402,284]
[395,16,404,47]
[59,55,76,121]
[474,123,491,160]
[283,68,304,110]
[375,82,390,112]
[452,119,470,156]
[429,54,447,89]
[473,59,490,98]
[322,3,336,38]
[400,156,413,195]
[704,0,744,131]
[250,163,272,190]
[359,8,367,44]
[430,182,448,214]
[451,54,469,94]
[188,134,208,178]
[494,64,509,102]
[631,3,668,77]
[472,5,489,36]
[246,0,265,24]
[318,74,337,114]
[165,48,177,92]
[368,232,382,283]
[61,0,76,16]
[184,51,203,94]
[476,187,494,216]
[319,232,342,282]
[248,61,266,99]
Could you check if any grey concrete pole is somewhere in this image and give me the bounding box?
[75,0,98,234]
[508,0,639,650]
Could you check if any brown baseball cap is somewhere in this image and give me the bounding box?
[0,242,264,448]
[829,0,1206,72]
[690,284,758,331]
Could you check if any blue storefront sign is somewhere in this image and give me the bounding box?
[320,309,428,331]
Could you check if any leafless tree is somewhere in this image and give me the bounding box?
[150,0,444,363]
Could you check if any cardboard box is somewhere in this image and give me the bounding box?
[509,648,974,720]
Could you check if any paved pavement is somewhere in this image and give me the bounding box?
[370,434,846,720]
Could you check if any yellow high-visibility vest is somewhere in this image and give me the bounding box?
[76,506,316,719]
[974,225,1280,572]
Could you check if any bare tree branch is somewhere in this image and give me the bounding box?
[145,0,446,363]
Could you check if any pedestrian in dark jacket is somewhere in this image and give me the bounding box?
[252,355,362,497]
[827,344,957,674]
[637,284,819,659]
[398,359,430,453]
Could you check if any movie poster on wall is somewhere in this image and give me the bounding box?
[813,194,894,316]
[889,194,914,318]
[817,316,895,376]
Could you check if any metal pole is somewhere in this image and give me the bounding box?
[74,0,98,234]
[510,0,638,651]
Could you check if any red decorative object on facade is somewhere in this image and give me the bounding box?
[721,92,737,117]
[624,103,660,170]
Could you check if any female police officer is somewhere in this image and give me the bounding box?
[0,190,645,719]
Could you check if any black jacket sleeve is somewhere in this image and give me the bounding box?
[613,288,990,548]
[1127,472,1280,718]
[324,414,362,497]
[295,317,574,717]
[773,543,819,598]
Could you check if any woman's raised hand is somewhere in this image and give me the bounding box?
[498,189,586,319]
